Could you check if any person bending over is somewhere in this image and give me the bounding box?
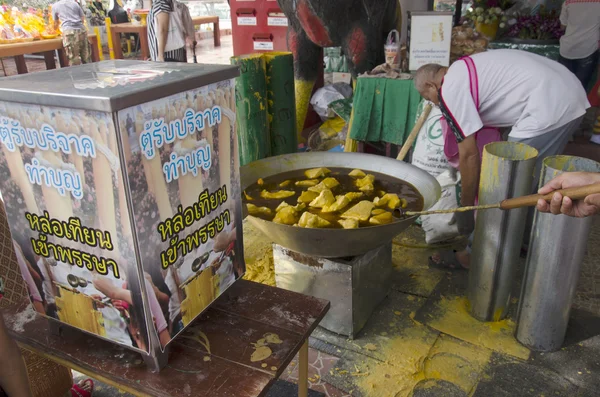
[414,49,589,269]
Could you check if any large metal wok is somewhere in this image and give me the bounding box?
[241,152,441,258]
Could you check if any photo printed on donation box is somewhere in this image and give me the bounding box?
[119,78,244,341]
[0,102,151,352]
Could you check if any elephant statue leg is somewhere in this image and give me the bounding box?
[287,22,322,144]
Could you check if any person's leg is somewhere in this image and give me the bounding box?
[79,31,91,64]
[62,32,78,67]
[569,51,598,92]
[508,116,584,245]
[509,116,583,189]
[574,51,599,92]
[429,231,472,270]
[558,55,577,77]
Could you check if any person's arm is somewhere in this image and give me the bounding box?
[214,228,236,252]
[537,172,600,217]
[159,329,171,347]
[78,5,86,26]
[436,70,482,235]
[144,273,169,312]
[145,279,170,346]
[52,6,60,30]
[156,11,169,62]
[26,262,42,286]
[0,314,32,397]
[13,241,44,312]
[559,2,568,30]
[458,135,480,207]
[182,5,195,45]
[93,277,133,304]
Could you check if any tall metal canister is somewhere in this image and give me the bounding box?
[468,142,538,322]
[516,155,600,351]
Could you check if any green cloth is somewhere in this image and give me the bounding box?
[488,41,560,61]
[349,77,421,145]
[329,98,353,123]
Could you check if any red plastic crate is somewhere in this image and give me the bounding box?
[230,0,289,56]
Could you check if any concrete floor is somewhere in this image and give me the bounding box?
[239,135,600,397]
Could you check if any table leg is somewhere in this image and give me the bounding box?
[43,51,56,70]
[213,20,221,47]
[298,341,308,397]
[14,55,28,74]
[89,36,100,62]
[112,31,123,59]
[57,49,68,67]
[139,29,149,60]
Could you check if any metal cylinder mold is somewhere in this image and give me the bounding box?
[468,142,538,322]
[516,156,600,351]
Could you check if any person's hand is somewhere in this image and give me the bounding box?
[92,276,119,299]
[454,210,475,236]
[537,172,600,218]
[214,228,236,252]
[112,299,129,314]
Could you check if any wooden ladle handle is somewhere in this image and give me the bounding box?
[500,183,600,210]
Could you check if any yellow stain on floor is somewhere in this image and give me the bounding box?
[391,241,445,297]
[345,321,493,397]
[354,325,435,397]
[423,334,492,393]
[427,296,530,360]
[242,220,276,286]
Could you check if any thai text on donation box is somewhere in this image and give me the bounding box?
[0,60,243,354]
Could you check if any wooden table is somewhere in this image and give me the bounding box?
[0,35,99,74]
[110,16,220,61]
[192,15,221,47]
[3,280,329,397]
[109,22,149,60]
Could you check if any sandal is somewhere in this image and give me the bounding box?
[71,379,94,397]
[429,250,468,271]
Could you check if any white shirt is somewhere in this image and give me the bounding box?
[439,50,589,140]
[559,0,600,60]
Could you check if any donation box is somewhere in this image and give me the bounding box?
[0,60,243,367]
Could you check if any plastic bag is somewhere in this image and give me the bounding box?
[421,169,461,244]
[307,116,347,152]
[411,100,449,178]
[310,83,353,120]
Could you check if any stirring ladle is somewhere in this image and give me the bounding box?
[398,183,600,217]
